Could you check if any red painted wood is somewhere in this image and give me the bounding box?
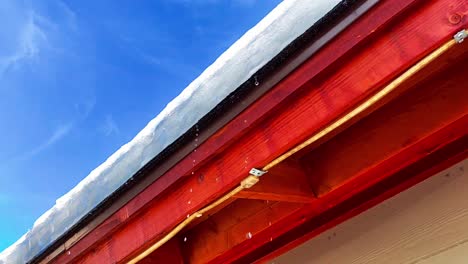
[233,160,315,203]
[252,142,468,264]
[305,58,468,197]
[189,57,468,263]
[138,239,183,264]
[49,0,467,263]
[180,200,301,264]
[55,2,424,260]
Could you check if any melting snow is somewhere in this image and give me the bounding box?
[0,0,341,263]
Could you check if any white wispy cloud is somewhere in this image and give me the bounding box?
[0,9,48,77]
[56,0,78,32]
[0,122,74,168]
[0,0,79,79]
[21,123,74,159]
[100,115,119,136]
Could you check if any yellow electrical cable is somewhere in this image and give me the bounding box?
[127,175,259,264]
[262,32,462,171]
[127,30,465,264]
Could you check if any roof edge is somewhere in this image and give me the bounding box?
[28,0,377,262]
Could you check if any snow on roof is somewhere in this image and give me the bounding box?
[0,1,341,263]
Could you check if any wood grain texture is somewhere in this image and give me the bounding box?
[302,47,468,196]
[234,160,315,203]
[181,200,301,264]
[49,0,468,263]
[241,47,468,264]
[273,159,468,264]
[246,132,468,264]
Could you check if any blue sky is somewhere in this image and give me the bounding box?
[0,0,281,251]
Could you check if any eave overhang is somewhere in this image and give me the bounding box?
[32,0,468,263]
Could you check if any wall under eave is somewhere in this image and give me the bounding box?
[274,158,468,264]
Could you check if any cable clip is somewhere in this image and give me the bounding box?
[249,168,267,177]
[454,29,467,43]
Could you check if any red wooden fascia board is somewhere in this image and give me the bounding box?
[250,127,468,264]
[50,0,467,262]
[207,42,468,263]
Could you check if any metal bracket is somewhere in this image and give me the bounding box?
[454,29,468,43]
[249,168,267,177]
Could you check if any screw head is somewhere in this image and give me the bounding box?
[449,13,462,25]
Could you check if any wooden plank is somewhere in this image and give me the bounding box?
[241,123,468,264]
[54,1,423,260]
[181,200,302,264]
[303,47,468,196]
[206,42,468,264]
[273,159,468,264]
[233,160,315,203]
[236,75,468,264]
[49,0,467,263]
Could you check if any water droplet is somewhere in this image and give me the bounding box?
[67,251,71,255]
[190,188,193,193]
[246,232,252,239]
[244,120,247,123]
[187,214,190,218]
[188,200,191,205]
[268,221,272,226]
[195,138,198,142]
[195,133,199,137]
[191,171,195,175]
[254,76,259,86]
[184,237,187,242]
[270,237,273,242]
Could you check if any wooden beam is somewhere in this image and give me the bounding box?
[48,0,467,263]
[249,138,468,264]
[233,59,468,263]
[52,2,424,261]
[197,38,468,264]
[304,48,468,197]
[273,159,468,263]
[234,160,315,203]
[181,199,302,264]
